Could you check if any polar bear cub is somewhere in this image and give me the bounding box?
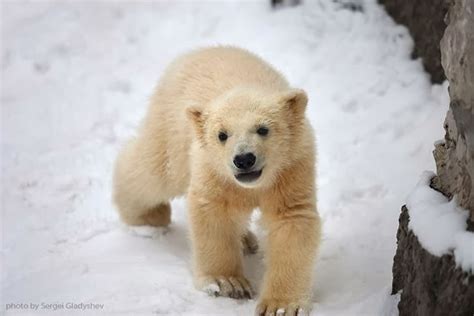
[113,46,321,315]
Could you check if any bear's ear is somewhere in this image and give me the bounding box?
[277,89,308,120]
[186,107,206,142]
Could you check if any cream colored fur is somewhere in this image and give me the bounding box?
[113,46,321,316]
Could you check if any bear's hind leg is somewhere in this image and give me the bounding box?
[140,203,171,227]
[113,138,176,228]
[120,203,171,227]
[119,202,172,227]
[242,230,258,255]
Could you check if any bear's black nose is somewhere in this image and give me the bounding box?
[233,153,256,170]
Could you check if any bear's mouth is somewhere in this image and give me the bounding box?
[235,169,263,183]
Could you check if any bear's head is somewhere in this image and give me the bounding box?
[187,88,308,189]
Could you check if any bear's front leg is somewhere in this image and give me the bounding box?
[187,190,253,299]
[257,209,321,316]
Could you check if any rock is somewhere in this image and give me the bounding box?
[379,0,448,83]
[270,0,301,8]
[392,206,474,316]
[434,0,474,227]
[392,0,474,314]
[441,0,474,107]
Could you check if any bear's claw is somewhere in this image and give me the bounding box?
[199,275,254,299]
[255,300,310,316]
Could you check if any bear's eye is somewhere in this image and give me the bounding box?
[218,131,228,142]
[257,126,269,136]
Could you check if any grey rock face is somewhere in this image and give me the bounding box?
[441,0,474,107]
[434,0,474,226]
[392,0,474,314]
[392,206,474,316]
[379,0,448,83]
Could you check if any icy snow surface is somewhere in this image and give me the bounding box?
[407,172,474,272]
[2,1,449,315]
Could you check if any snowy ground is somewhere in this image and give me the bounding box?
[1,1,449,315]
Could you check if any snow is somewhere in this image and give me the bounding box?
[454,232,474,273]
[128,224,170,238]
[1,0,448,315]
[407,172,474,272]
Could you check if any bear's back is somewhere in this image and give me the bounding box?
[163,46,289,110]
